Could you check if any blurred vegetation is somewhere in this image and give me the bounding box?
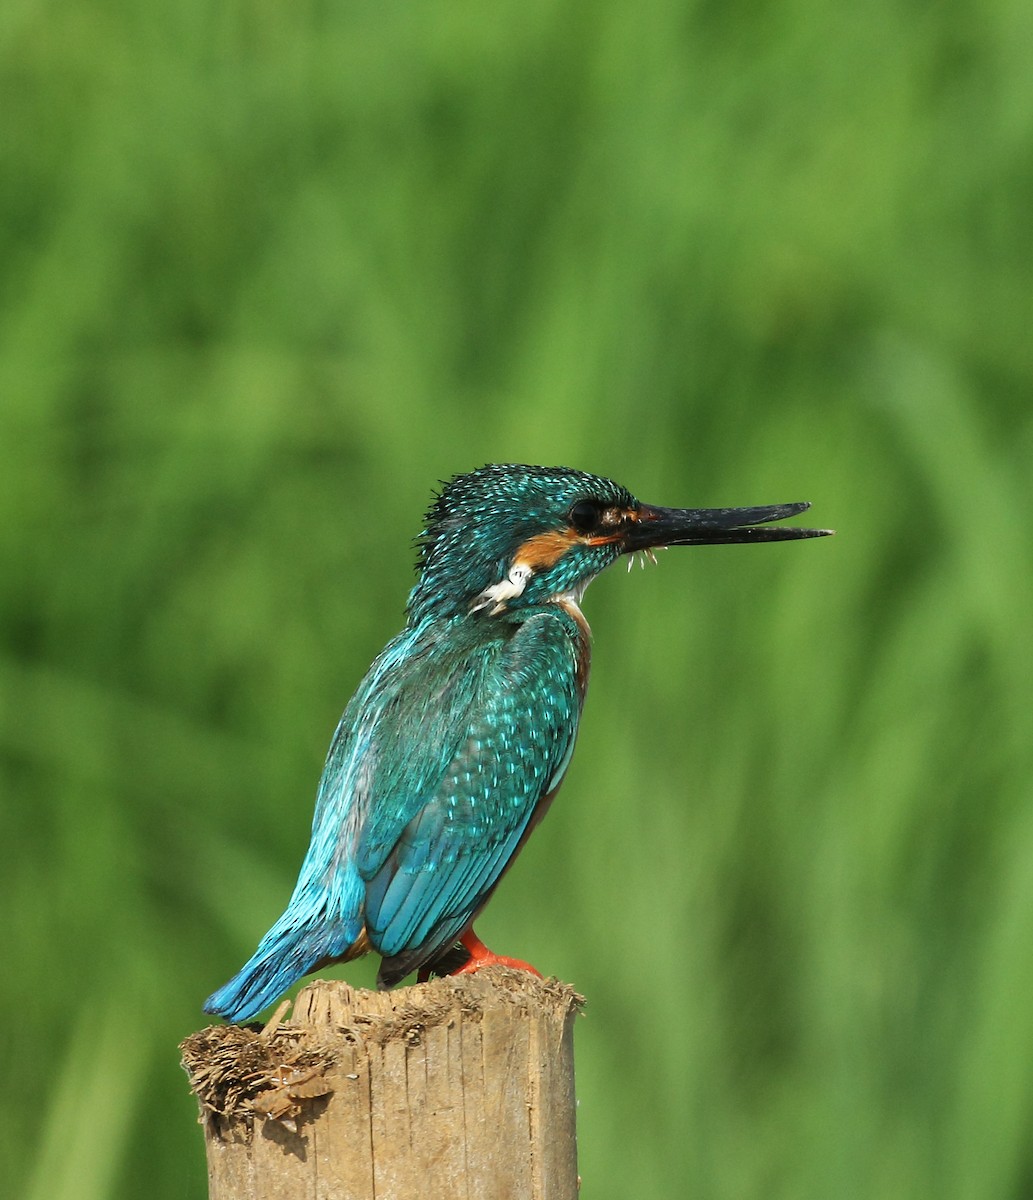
[3,1,1033,1197]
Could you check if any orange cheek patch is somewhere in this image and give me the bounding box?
[515,528,579,569]
[517,525,625,567]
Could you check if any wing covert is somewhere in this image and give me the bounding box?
[357,608,585,969]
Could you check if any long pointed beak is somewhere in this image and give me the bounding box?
[622,502,833,550]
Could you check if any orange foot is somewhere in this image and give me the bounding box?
[451,927,542,978]
[416,928,543,982]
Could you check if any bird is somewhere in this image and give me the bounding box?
[204,463,831,1022]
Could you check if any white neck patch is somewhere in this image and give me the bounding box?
[470,562,533,616]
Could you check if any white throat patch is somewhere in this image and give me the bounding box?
[470,562,533,616]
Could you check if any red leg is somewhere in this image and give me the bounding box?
[449,927,542,979]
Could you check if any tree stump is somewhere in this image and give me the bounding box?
[181,967,583,1199]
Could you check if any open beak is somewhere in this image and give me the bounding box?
[622,502,833,551]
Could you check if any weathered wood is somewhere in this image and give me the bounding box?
[181,967,583,1200]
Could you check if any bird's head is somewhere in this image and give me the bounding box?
[407,463,831,623]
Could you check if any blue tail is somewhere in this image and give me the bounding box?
[206,719,372,1022]
[204,907,362,1023]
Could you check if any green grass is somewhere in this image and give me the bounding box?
[3,2,1032,1196]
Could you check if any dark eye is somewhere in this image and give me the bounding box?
[568,499,601,534]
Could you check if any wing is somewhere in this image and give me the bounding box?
[356,607,585,980]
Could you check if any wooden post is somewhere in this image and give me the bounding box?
[181,967,583,1199]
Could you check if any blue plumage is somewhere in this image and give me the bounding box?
[204,464,829,1021]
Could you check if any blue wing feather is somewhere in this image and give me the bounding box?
[359,607,584,973]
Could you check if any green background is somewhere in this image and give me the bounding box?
[4,2,1032,1197]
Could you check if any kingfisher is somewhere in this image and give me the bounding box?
[204,464,830,1022]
